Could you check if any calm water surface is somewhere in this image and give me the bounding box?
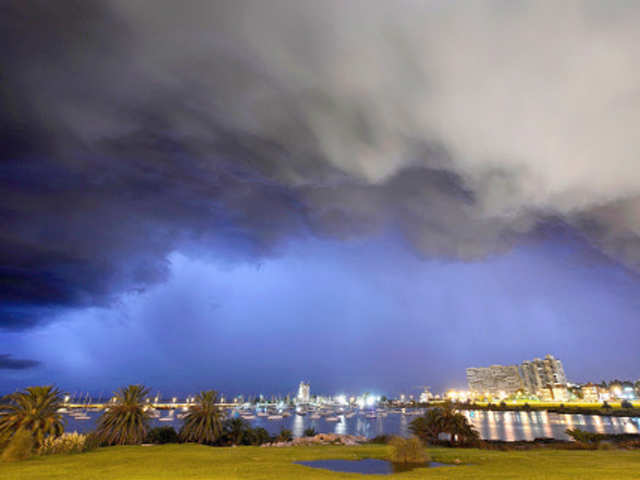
[64,409,640,441]
[295,459,448,474]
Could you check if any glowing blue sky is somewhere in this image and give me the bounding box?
[3,232,639,396]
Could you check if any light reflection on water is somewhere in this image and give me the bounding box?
[63,409,640,441]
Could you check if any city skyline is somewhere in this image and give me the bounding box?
[2,1,640,395]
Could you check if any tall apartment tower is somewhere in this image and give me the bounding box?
[296,381,310,403]
[467,354,568,395]
[545,354,567,385]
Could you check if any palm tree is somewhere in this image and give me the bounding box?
[409,407,444,443]
[439,404,478,445]
[0,386,65,447]
[444,411,477,445]
[180,390,225,444]
[97,385,151,445]
[410,403,478,446]
[223,417,249,445]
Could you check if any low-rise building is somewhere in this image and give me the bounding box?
[581,383,599,403]
[537,386,554,401]
[419,388,433,403]
[621,384,637,401]
[551,384,569,402]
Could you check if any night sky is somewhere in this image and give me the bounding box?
[2,1,640,397]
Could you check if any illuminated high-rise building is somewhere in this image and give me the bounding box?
[467,354,568,396]
[296,381,310,403]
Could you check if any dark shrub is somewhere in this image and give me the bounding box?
[245,427,270,446]
[275,429,293,442]
[566,428,602,445]
[619,440,640,449]
[147,426,180,444]
[369,434,391,444]
[222,418,250,445]
[303,428,317,437]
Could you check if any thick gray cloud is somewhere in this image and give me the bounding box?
[2,0,640,329]
[0,354,41,370]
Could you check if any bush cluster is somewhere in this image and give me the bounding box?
[565,428,640,448]
[141,422,275,446]
[146,427,180,444]
[39,432,89,455]
[389,436,429,464]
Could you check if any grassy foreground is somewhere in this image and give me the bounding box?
[2,444,640,479]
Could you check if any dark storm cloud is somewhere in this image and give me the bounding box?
[0,354,41,370]
[2,0,640,329]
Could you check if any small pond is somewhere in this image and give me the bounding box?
[295,458,453,475]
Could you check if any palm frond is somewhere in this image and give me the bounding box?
[96,385,151,445]
[180,390,225,444]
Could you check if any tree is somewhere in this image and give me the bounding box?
[409,403,478,446]
[445,410,479,445]
[0,385,64,448]
[223,417,249,445]
[408,408,444,443]
[180,390,225,444]
[97,385,151,445]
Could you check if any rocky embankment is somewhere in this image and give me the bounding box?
[261,433,367,447]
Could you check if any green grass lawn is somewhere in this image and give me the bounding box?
[2,444,640,479]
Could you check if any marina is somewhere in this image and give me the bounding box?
[61,406,640,442]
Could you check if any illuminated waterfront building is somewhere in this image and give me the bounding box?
[466,364,524,395]
[538,386,554,401]
[466,354,568,396]
[519,355,568,393]
[296,381,310,403]
[550,383,570,402]
[580,383,599,403]
[419,387,433,403]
